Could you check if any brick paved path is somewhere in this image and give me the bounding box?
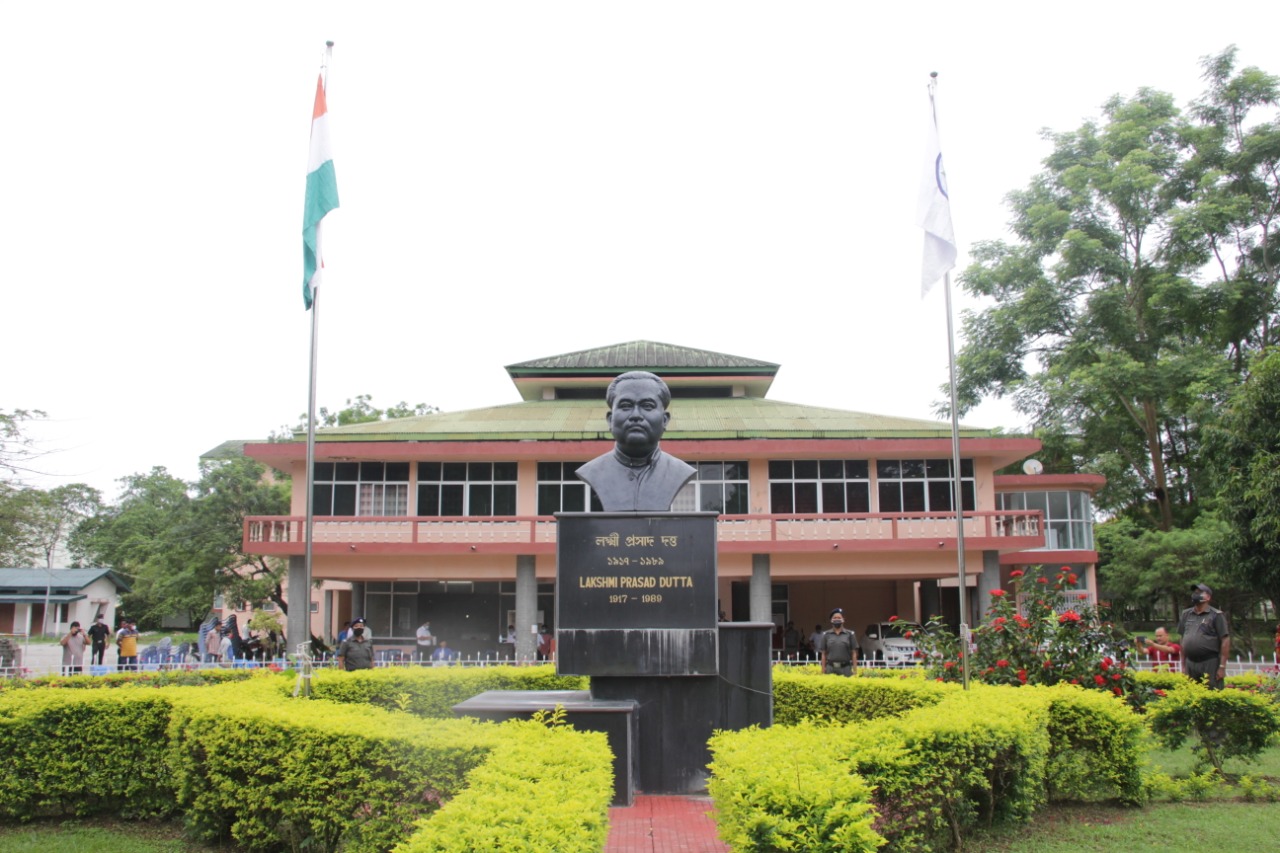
[605,795,730,853]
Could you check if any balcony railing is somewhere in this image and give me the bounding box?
[244,509,1045,556]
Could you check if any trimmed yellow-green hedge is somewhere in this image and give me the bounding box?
[308,664,587,717]
[709,682,1146,852]
[167,682,499,852]
[0,676,615,853]
[0,689,180,820]
[0,667,267,692]
[394,720,613,853]
[772,667,952,725]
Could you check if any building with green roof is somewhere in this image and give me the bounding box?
[244,341,1102,661]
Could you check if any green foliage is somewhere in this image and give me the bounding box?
[906,568,1149,706]
[0,690,179,820]
[771,667,951,726]
[1095,513,1229,621]
[73,457,289,628]
[1204,348,1280,613]
[167,683,498,852]
[308,664,586,717]
[1040,685,1147,804]
[708,722,887,852]
[1238,774,1280,802]
[393,721,612,853]
[275,394,440,439]
[1146,681,1280,772]
[0,667,267,692]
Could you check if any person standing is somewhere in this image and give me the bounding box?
[808,624,824,661]
[59,621,89,675]
[117,620,139,672]
[415,620,434,661]
[86,615,111,666]
[337,617,375,671]
[1137,627,1181,672]
[1177,583,1230,690]
[819,608,858,676]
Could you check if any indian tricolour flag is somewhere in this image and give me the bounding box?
[302,73,339,310]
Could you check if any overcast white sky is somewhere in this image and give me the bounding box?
[2,2,1272,499]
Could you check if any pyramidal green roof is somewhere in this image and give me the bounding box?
[505,340,779,375]
[313,397,987,442]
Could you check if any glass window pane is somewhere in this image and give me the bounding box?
[335,462,359,481]
[926,459,951,478]
[901,482,926,512]
[846,483,870,513]
[794,460,818,479]
[442,462,466,481]
[960,459,974,477]
[698,486,722,513]
[1026,492,1048,514]
[672,485,697,512]
[768,460,791,479]
[386,462,409,482]
[725,485,747,514]
[928,481,953,511]
[469,484,493,516]
[418,485,439,516]
[563,486,586,513]
[821,482,845,513]
[901,460,926,479]
[878,482,901,512]
[770,483,793,514]
[493,485,516,516]
[819,460,843,479]
[440,484,464,516]
[699,462,724,481]
[1048,491,1069,520]
[537,484,560,515]
[420,462,441,481]
[723,462,748,481]
[333,484,356,516]
[360,462,384,481]
[313,484,333,514]
[962,482,975,511]
[794,483,818,513]
[877,460,901,478]
[493,462,517,481]
[468,462,492,481]
[537,462,558,481]
[846,460,868,479]
[366,582,391,592]
[314,462,334,480]
[365,595,392,638]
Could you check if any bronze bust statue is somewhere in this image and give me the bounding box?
[576,371,696,512]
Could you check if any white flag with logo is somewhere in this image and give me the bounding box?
[917,84,956,297]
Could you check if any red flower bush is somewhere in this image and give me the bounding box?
[990,589,1007,598]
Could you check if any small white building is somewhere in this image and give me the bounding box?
[0,568,130,636]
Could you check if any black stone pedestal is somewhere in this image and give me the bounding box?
[452,689,638,806]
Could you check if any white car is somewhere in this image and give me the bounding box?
[860,622,919,666]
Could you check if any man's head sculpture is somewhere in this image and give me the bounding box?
[574,370,696,512]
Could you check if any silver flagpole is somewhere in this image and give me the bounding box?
[299,41,333,697]
[943,269,970,690]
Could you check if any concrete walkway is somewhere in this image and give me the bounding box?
[606,795,729,853]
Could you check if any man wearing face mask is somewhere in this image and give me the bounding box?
[819,608,858,676]
[337,616,375,671]
[1177,583,1230,689]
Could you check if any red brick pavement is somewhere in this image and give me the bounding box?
[605,795,730,853]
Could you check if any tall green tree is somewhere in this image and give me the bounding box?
[273,394,439,439]
[20,484,101,568]
[957,86,1233,531]
[1204,347,1280,617]
[1174,48,1280,368]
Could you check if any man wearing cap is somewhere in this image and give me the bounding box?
[1177,584,1230,689]
[337,617,375,671]
[819,608,858,676]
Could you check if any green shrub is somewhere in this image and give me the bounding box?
[309,665,586,717]
[1146,681,1280,772]
[0,689,179,820]
[0,667,268,692]
[395,720,613,853]
[1038,684,1146,804]
[708,722,887,852]
[772,668,952,725]
[1134,669,1190,694]
[167,682,500,852]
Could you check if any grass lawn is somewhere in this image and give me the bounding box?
[0,818,230,852]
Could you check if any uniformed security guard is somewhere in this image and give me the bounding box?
[1177,583,1230,689]
[819,608,858,676]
